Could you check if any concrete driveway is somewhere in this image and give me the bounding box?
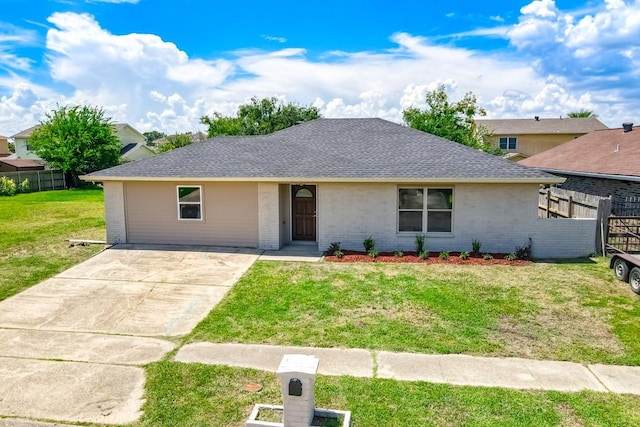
[0,244,259,425]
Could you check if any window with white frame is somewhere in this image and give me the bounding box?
[499,137,517,150]
[177,186,202,220]
[398,188,453,233]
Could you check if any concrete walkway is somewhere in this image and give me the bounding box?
[175,342,640,395]
[0,245,261,426]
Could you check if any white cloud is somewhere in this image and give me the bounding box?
[506,0,640,123]
[520,0,559,18]
[261,35,287,43]
[0,23,38,72]
[488,77,596,117]
[1,3,640,135]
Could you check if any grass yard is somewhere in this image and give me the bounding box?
[136,362,640,427]
[3,191,640,426]
[189,260,640,366]
[0,188,106,301]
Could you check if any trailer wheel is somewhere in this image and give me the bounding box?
[630,268,640,295]
[613,258,630,282]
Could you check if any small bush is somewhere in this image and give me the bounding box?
[472,239,482,254]
[363,236,376,252]
[368,249,379,259]
[415,234,426,254]
[326,242,341,254]
[18,178,30,193]
[515,238,533,260]
[0,176,17,196]
[334,250,344,259]
[419,250,429,260]
[483,253,493,260]
[439,251,449,260]
[394,250,404,258]
[460,251,470,260]
[505,252,517,261]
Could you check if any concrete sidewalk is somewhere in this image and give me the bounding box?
[175,342,640,395]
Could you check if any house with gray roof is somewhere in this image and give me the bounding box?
[10,122,155,163]
[84,118,597,258]
[477,116,608,161]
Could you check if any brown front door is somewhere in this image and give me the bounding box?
[292,185,316,241]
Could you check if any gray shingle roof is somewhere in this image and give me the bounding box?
[10,125,39,139]
[85,118,558,182]
[476,117,607,135]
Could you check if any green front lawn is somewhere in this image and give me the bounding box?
[4,190,640,426]
[0,188,106,301]
[189,260,640,366]
[136,362,640,427]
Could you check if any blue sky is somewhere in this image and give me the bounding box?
[1,0,639,135]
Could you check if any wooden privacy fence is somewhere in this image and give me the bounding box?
[538,187,611,219]
[0,170,66,192]
[606,216,640,253]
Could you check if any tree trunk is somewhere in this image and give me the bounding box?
[64,171,79,188]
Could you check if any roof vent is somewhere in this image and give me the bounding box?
[623,122,633,132]
[534,116,540,121]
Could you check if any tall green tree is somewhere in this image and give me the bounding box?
[567,109,597,118]
[200,113,243,137]
[156,132,196,153]
[200,96,320,138]
[29,105,121,187]
[143,130,166,145]
[402,85,500,155]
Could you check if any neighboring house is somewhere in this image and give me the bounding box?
[520,123,640,214]
[477,117,608,160]
[0,158,45,172]
[0,135,10,157]
[11,125,42,160]
[83,118,597,258]
[10,123,155,163]
[113,123,156,161]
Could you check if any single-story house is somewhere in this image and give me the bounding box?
[11,123,155,163]
[83,118,597,258]
[0,158,45,173]
[520,123,640,215]
[476,116,608,160]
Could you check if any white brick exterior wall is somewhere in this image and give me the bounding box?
[528,218,597,258]
[258,182,281,249]
[103,181,127,244]
[102,180,595,258]
[317,182,595,258]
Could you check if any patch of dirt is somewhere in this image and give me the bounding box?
[489,310,623,360]
[348,302,437,326]
[325,251,531,266]
[556,403,584,427]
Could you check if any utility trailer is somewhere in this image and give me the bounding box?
[610,253,640,294]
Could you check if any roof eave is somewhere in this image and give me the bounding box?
[81,175,564,184]
[532,168,640,183]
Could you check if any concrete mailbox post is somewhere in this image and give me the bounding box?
[245,354,351,427]
[276,354,319,427]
